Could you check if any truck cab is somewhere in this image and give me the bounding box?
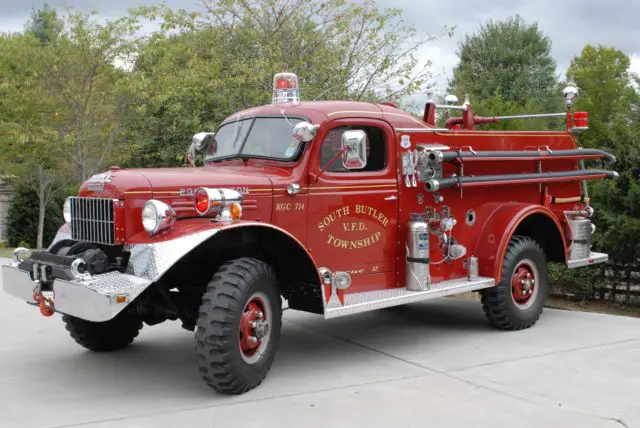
[2,73,618,395]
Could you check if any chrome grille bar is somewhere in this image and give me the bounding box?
[69,197,116,245]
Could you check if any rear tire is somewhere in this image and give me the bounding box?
[480,235,549,330]
[62,309,142,352]
[195,257,282,395]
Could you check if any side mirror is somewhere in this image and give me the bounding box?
[292,121,319,142]
[187,132,215,167]
[341,130,367,170]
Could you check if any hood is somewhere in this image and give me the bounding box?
[79,166,273,200]
[78,166,276,225]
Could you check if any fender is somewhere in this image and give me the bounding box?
[21,219,321,322]
[127,219,321,284]
[49,218,321,285]
[474,203,567,283]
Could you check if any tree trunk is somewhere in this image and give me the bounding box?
[37,197,45,249]
[37,168,47,250]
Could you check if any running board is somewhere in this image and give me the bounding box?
[324,277,495,319]
[567,251,608,268]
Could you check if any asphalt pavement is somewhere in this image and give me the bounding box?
[1,257,639,428]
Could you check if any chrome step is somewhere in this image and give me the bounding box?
[324,276,495,319]
[567,251,608,269]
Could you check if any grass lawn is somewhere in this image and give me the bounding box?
[0,247,16,259]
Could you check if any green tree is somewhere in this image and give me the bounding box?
[129,0,450,166]
[0,9,140,247]
[6,185,65,249]
[448,15,560,124]
[25,3,63,44]
[566,45,640,263]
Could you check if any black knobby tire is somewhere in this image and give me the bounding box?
[62,309,142,352]
[480,235,549,330]
[195,257,282,395]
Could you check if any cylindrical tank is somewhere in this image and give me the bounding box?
[406,215,430,291]
[569,216,592,260]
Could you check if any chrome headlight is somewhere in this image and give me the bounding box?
[63,197,71,224]
[142,200,176,235]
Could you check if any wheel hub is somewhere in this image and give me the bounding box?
[239,296,269,359]
[511,261,536,306]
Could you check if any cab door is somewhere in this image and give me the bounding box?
[307,119,398,293]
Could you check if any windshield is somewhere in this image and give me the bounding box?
[205,117,304,162]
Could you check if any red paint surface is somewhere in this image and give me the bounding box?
[67,100,604,296]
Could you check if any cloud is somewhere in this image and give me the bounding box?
[1,0,638,93]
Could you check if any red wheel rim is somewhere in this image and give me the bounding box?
[511,259,537,308]
[239,293,270,364]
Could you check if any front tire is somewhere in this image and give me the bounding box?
[195,257,282,394]
[480,235,549,330]
[62,309,142,352]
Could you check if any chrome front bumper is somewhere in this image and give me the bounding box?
[3,228,222,322]
[2,264,151,322]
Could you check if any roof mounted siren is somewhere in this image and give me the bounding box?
[423,93,470,127]
[563,83,588,133]
[272,72,300,104]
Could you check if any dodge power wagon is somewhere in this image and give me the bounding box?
[2,73,618,394]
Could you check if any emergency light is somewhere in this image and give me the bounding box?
[272,72,300,104]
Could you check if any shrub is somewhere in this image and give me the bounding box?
[7,185,65,249]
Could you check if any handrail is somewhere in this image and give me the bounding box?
[427,148,616,165]
[424,169,619,192]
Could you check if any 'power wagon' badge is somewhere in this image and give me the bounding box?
[317,205,389,249]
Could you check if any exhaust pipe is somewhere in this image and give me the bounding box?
[428,148,616,165]
[424,169,618,192]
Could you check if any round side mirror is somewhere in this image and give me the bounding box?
[292,122,319,142]
[192,132,215,151]
[187,132,216,167]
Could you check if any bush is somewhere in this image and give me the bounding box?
[7,185,66,249]
[548,262,616,301]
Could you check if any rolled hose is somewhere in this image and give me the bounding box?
[425,169,619,192]
[426,148,616,165]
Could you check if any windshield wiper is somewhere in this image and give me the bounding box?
[207,153,279,163]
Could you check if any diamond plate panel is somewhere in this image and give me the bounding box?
[125,229,220,281]
[567,251,608,269]
[325,277,495,319]
[81,271,151,295]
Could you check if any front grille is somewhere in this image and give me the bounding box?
[69,197,116,245]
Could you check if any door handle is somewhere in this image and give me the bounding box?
[384,195,398,201]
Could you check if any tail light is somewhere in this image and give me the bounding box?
[573,111,589,132]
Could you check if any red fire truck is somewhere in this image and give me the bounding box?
[2,73,618,394]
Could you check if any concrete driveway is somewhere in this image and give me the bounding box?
[1,257,639,428]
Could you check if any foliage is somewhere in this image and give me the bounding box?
[448,15,560,125]
[25,3,64,44]
[566,45,640,264]
[1,9,141,247]
[6,185,65,249]
[128,0,450,166]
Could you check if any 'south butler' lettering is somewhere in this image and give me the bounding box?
[317,205,389,249]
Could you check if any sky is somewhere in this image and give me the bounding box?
[1,0,639,99]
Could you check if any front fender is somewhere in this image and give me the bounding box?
[474,203,566,282]
[125,219,320,283]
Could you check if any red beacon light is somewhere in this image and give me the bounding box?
[272,72,300,104]
[572,111,589,132]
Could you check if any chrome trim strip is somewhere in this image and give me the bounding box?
[324,277,495,319]
[395,127,450,133]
